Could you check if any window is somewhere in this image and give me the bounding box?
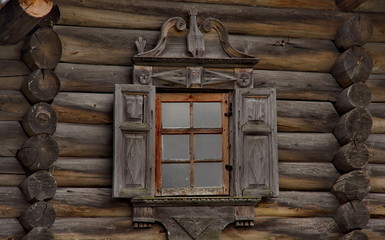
[155,93,229,196]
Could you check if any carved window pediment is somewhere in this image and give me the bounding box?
[113,9,278,240]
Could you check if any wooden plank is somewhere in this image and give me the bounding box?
[55,0,385,42]
[52,158,112,187]
[52,92,113,124]
[54,123,112,157]
[0,121,27,157]
[0,90,30,121]
[55,63,131,93]
[368,163,385,193]
[278,133,340,162]
[0,218,25,239]
[279,162,340,191]
[54,25,339,73]
[366,134,385,164]
[0,157,25,186]
[367,74,385,102]
[52,217,167,240]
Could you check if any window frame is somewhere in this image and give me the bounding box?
[155,92,230,196]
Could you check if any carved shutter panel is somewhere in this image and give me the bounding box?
[234,88,278,197]
[113,84,155,198]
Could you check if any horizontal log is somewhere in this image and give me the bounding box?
[279,162,340,191]
[0,187,28,218]
[0,121,27,157]
[0,60,30,77]
[367,74,385,102]
[278,133,339,162]
[55,0,385,42]
[55,63,342,101]
[366,134,385,164]
[368,163,385,193]
[53,92,338,132]
[368,103,385,133]
[0,218,25,239]
[0,76,26,91]
[52,158,112,187]
[340,231,368,240]
[54,123,112,157]
[356,0,385,13]
[336,0,368,11]
[54,25,339,73]
[365,42,385,74]
[0,40,24,60]
[22,227,54,240]
[0,158,25,187]
[0,90,30,121]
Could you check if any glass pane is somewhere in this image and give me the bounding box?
[194,134,222,160]
[162,164,190,188]
[194,163,222,187]
[162,103,190,128]
[193,102,221,128]
[162,135,190,160]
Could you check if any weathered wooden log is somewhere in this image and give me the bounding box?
[331,47,373,88]
[277,101,338,133]
[56,0,385,42]
[52,158,112,187]
[339,230,368,240]
[38,4,60,28]
[0,60,30,77]
[333,142,369,172]
[334,200,369,233]
[0,158,26,186]
[17,135,59,172]
[368,103,385,134]
[334,108,373,145]
[22,227,54,240]
[19,201,56,231]
[0,90,30,121]
[0,187,28,217]
[0,218,25,239]
[22,69,61,104]
[279,162,340,191]
[0,41,24,60]
[0,121,27,157]
[0,0,53,44]
[22,27,62,71]
[22,103,57,137]
[19,170,57,203]
[332,170,370,203]
[335,0,368,11]
[54,25,339,73]
[335,15,373,50]
[335,83,371,114]
[368,163,385,193]
[365,42,385,74]
[366,134,385,164]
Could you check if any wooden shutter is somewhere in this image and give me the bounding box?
[113,84,155,198]
[234,88,278,197]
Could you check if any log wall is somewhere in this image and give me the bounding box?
[1,0,385,239]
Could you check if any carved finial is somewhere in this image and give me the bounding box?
[241,42,252,54]
[135,37,146,54]
[187,8,205,57]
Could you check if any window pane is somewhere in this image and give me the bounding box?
[162,135,190,160]
[162,103,190,128]
[194,134,222,160]
[162,164,189,188]
[194,163,222,187]
[193,102,221,128]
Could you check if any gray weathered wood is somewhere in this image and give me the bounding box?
[0,0,53,44]
[22,27,62,71]
[17,135,59,172]
[334,108,373,145]
[364,42,385,75]
[368,103,385,134]
[333,141,369,172]
[0,121,27,157]
[335,0,368,11]
[332,170,370,203]
[331,47,373,88]
[366,134,385,164]
[22,69,61,104]
[0,158,26,186]
[335,14,373,50]
[0,218,25,239]
[19,170,57,203]
[0,41,24,60]
[235,88,278,197]
[334,200,369,233]
[0,90,30,121]
[22,227,54,240]
[22,102,57,137]
[368,163,385,193]
[113,84,155,198]
[0,187,28,217]
[19,201,56,231]
[339,230,368,240]
[335,83,372,114]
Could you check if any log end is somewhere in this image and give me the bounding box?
[20,0,53,18]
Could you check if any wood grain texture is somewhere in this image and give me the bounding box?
[0,40,24,60]
[367,74,385,102]
[0,90,30,121]
[365,42,385,75]
[0,218,25,239]
[336,0,368,11]
[0,187,28,218]
[334,200,370,233]
[0,121,27,157]
[365,134,385,164]
[0,158,25,186]
[55,0,385,42]
[0,60,30,77]
[335,83,372,114]
[369,103,385,134]
[368,163,385,193]
[54,25,339,73]
[22,102,58,137]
